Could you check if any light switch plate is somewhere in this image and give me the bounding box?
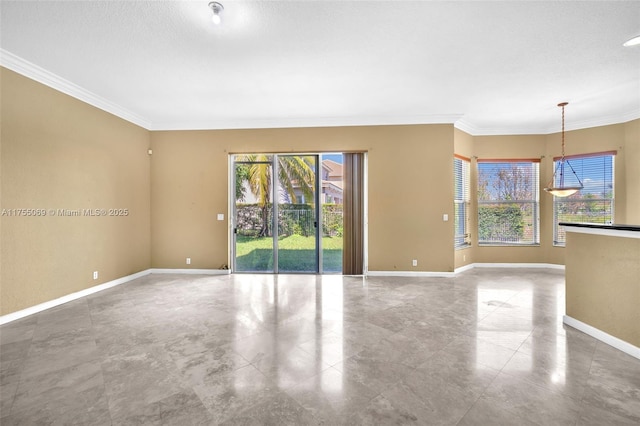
[443,214,449,221]
[217,213,224,221]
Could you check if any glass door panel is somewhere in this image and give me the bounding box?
[234,156,274,272]
[277,155,318,273]
[320,153,343,273]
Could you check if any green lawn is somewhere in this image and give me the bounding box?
[235,234,342,272]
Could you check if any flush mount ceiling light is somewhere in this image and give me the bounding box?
[209,2,224,25]
[623,35,640,47]
[544,102,583,197]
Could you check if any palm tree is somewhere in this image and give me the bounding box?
[236,154,315,237]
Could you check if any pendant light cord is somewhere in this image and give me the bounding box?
[544,101,583,195]
[559,102,567,160]
[561,104,565,157]
[558,102,583,188]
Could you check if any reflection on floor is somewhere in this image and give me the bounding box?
[1,269,639,425]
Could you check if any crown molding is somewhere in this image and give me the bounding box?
[0,49,151,129]
[456,109,640,136]
[540,108,640,135]
[454,118,554,136]
[148,113,464,131]
[452,118,478,135]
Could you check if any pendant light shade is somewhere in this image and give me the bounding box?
[544,185,581,197]
[544,102,583,197]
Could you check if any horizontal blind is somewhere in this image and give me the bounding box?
[454,157,470,248]
[554,153,615,245]
[478,161,540,245]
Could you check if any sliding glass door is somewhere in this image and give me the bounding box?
[232,153,357,274]
[233,154,319,273]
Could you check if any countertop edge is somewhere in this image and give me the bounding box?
[560,223,640,239]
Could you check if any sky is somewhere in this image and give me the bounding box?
[322,153,343,164]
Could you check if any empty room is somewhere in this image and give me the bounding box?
[1,1,639,425]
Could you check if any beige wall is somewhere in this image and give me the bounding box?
[565,231,640,347]
[150,121,638,274]
[150,125,456,273]
[625,119,640,224]
[2,67,638,317]
[468,123,639,266]
[0,68,151,315]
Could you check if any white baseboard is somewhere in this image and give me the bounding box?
[0,269,151,325]
[473,263,565,270]
[563,315,640,360]
[454,264,475,274]
[367,271,456,278]
[369,263,565,278]
[149,268,231,275]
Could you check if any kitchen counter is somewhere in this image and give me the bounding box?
[560,222,640,359]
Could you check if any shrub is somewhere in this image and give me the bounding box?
[478,204,524,243]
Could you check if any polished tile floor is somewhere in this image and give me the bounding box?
[1,269,639,425]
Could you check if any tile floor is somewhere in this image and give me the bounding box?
[1,269,639,425]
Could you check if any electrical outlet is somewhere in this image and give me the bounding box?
[186,258,191,265]
[412,259,418,267]
[93,271,98,280]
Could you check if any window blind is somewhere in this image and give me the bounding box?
[343,153,365,275]
[454,156,470,248]
[553,152,615,245]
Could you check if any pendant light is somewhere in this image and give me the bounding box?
[209,2,224,25]
[544,102,583,197]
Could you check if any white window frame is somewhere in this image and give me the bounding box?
[454,156,471,249]
[553,152,615,246]
[477,160,540,246]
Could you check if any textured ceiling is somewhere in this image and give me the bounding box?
[1,1,639,135]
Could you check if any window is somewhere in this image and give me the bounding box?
[454,155,470,248]
[553,152,615,246]
[478,160,540,245]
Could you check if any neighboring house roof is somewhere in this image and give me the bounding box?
[322,160,343,180]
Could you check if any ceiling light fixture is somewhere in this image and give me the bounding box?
[544,102,583,197]
[623,35,640,47]
[209,2,224,25]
